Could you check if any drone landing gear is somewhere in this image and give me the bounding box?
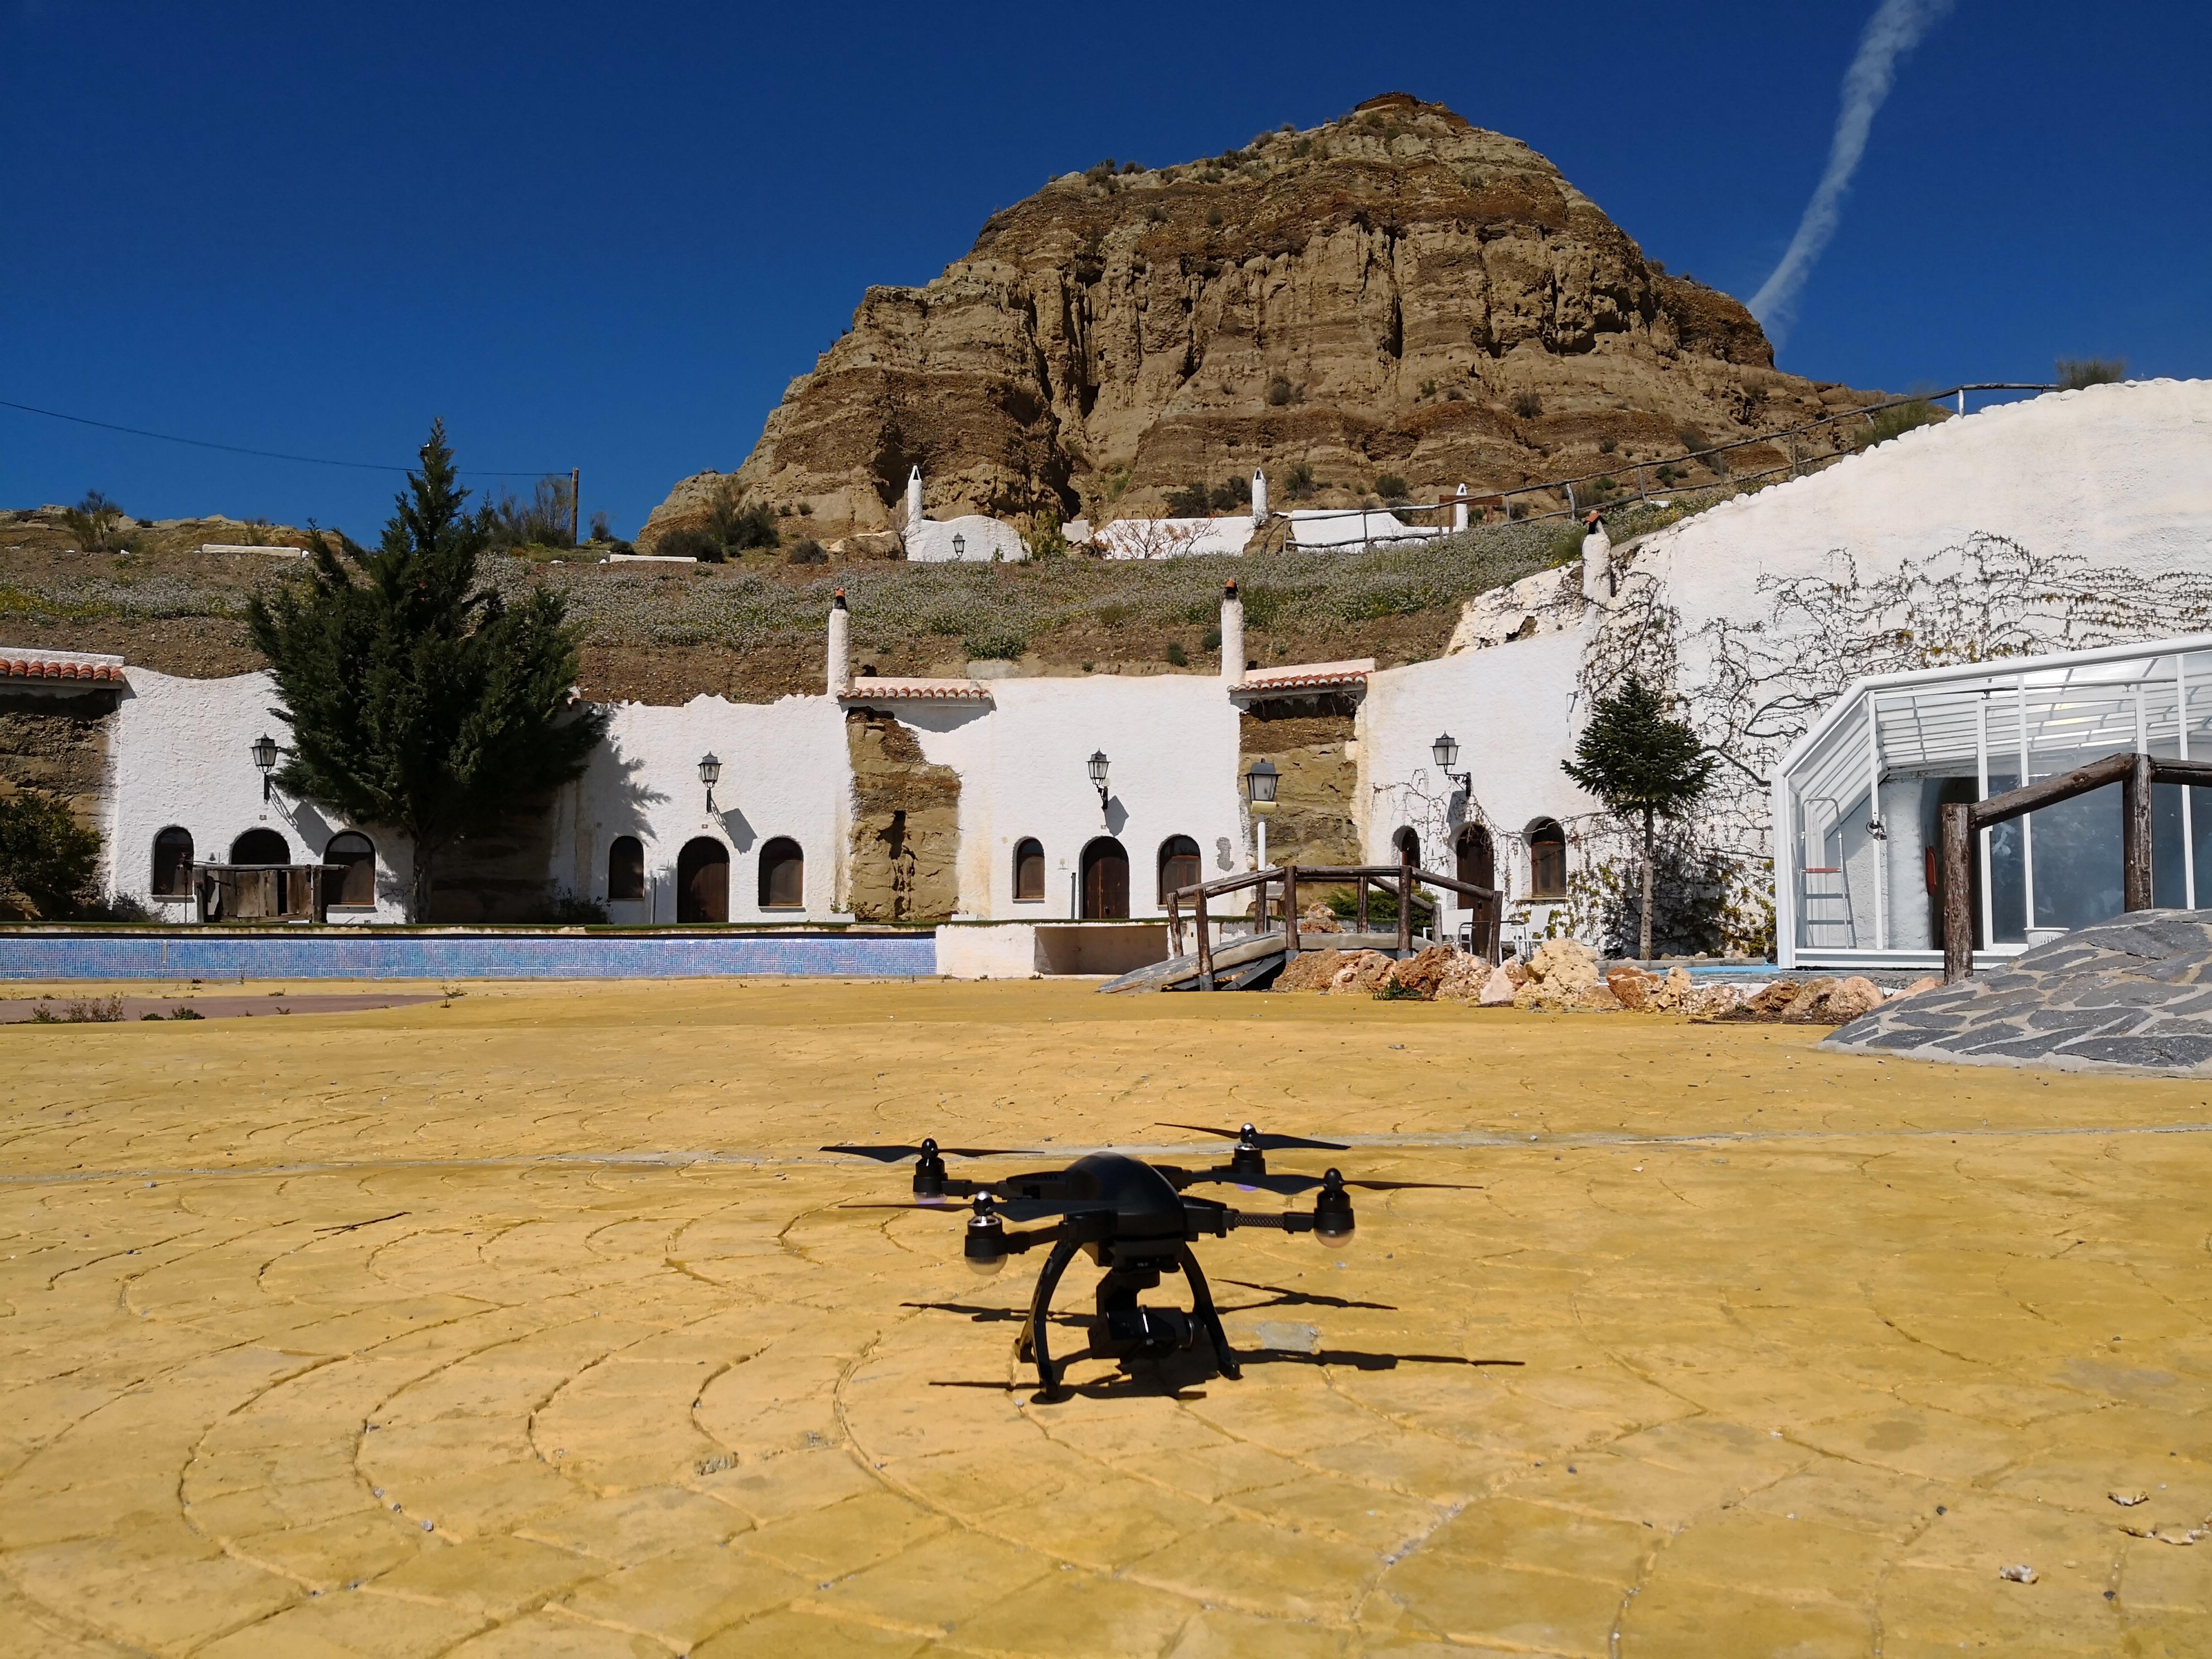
[1016,1240,1240,1395]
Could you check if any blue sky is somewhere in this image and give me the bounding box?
[3,1,2205,541]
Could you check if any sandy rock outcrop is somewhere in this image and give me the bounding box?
[1513,939,1603,1010]
[1328,950,1398,996]
[1275,948,1345,992]
[1386,945,1456,1000]
[1300,903,1341,934]
[1604,964,1694,1012]
[1727,975,1884,1025]
[1436,953,1492,1002]
[643,94,1872,546]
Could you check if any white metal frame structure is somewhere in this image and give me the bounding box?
[1774,634,2212,971]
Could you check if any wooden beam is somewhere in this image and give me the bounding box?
[2124,752,2155,911]
[1396,846,1413,955]
[1284,866,1301,957]
[1942,801,1974,982]
[1968,751,2133,830]
[2151,758,2212,791]
[1195,887,1213,988]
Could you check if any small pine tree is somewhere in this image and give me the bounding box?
[247,421,608,920]
[1561,675,1714,961]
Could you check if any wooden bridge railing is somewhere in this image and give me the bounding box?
[1166,845,1502,989]
[1941,750,2212,982]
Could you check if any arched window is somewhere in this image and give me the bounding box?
[1527,818,1568,900]
[1158,835,1201,905]
[608,835,644,902]
[230,827,289,865]
[1455,824,1495,891]
[1080,837,1129,919]
[1393,827,1420,867]
[1012,838,1045,902]
[324,831,376,907]
[677,838,729,923]
[759,838,804,910]
[151,827,193,896]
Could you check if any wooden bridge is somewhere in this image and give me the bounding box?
[1101,851,1502,993]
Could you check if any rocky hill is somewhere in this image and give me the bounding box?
[646,93,1876,545]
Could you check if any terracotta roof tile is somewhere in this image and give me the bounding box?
[0,650,126,684]
[840,678,993,702]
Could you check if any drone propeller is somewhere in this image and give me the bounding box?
[821,1138,1037,1162]
[842,1195,1102,1224]
[1187,1169,1481,1196]
[1158,1122,1349,1152]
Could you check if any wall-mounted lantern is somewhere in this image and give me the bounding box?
[1432,731,1472,797]
[1244,756,1279,869]
[251,733,279,802]
[951,532,967,560]
[1087,750,1110,809]
[699,752,722,814]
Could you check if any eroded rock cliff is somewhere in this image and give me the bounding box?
[646,93,1873,545]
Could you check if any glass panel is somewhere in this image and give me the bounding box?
[2029,784,2123,930]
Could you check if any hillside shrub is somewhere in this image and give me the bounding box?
[1265,376,1293,407]
[964,627,1028,662]
[656,527,723,563]
[1376,474,1409,502]
[707,485,778,555]
[1856,399,1942,453]
[1284,461,1316,499]
[487,477,575,550]
[1165,641,1188,666]
[59,491,125,554]
[2056,357,2126,390]
[786,539,828,565]
[1512,390,1544,419]
[1210,476,1251,511]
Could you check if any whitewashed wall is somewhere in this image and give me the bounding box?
[904,515,1028,563]
[579,695,848,920]
[1360,628,1597,931]
[107,670,413,922]
[1095,516,1253,559]
[892,675,1245,918]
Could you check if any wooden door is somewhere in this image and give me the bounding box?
[677,838,729,923]
[1081,838,1129,919]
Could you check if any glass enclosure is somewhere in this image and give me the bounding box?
[1777,638,2212,968]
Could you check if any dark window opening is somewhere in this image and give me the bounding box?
[608,835,645,902]
[1527,819,1568,900]
[1158,835,1201,904]
[759,837,805,910]
[1081,837,1129,919]
[1455,824,1494,891]
[152,827,193,896]
[1013,838,1045,901]
[324,831,376,906]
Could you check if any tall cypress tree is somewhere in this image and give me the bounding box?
[248,421,608,919]
[1562,675,1714,961]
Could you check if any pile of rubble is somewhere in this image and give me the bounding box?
[1273,933,1936,1023]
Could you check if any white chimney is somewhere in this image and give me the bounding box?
[1580,513,1615,607]
[1454,483,1469,533]
[1220,580,1245,686]
[1250,468,1268,524]
[827,589,851,696]
[905,466,923,527]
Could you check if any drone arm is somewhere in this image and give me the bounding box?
[1226,1210,1320,1234]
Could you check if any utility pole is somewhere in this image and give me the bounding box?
[570,468,581,545]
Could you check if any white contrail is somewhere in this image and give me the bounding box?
[1749,0,1957,341]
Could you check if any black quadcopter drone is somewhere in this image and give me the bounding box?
[824,1123,1472,1394]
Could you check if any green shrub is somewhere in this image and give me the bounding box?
[1512,390,1544,419]
[964,627,1028,661]
[1165,640,1189,667]
[1165,482,1212,517]
[2056,357,2126,390]
[0,792,100,920]
[656,527,724,563]
[786,539,828,565]
[1375,473,1410,502]
[487,477,575,550]
[1598,436,1617,454]
[1206,208,1225,228]
[1201,626,1222,650]
[59,491,124,554]
[707,484,778,555]
[1326,886,1398,924]
[1209,476,1251,511]
[1284,461,1317,499]
[1265,376,1293,408]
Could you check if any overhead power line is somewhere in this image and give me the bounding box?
[0,396,564,478]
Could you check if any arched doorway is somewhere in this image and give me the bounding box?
[758,838,804,910]
[677,837,729,923]
[1080,837,1129,919]
[1455,824,1494,891]
[1157,835,1200,906]
[1393,827,1420,867]
[230,827,289,865]
[1012,838,1045,902]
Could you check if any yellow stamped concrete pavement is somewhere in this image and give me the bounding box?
[0,977,2208,1656]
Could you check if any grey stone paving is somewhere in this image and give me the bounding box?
[1823,910,2212,1074]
